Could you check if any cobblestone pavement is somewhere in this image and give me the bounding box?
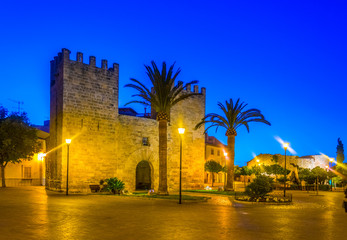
[0,187,346,240]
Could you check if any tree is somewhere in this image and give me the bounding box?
[311,166,328,184]
[0,106,40,187]
[234,165,242,180]
[125,61,198,194]
[298,168,316,184]
[240,166,253,187]
[205,160,225,187]
[251,165,262,176]
[336,138,345,173]
[195,99,271,190]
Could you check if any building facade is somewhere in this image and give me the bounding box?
[46,49,206,193]
[204,134,227,185]
[0,129,48,187]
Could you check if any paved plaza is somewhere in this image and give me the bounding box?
[0,187,346,240]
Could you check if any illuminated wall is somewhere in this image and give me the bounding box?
[47,49,206,192]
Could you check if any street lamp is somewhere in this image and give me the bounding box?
[329,158,334,191]
[178,128,185,204]
[65,139,71,196]
[282,142,289,197]
[38,153,46,186]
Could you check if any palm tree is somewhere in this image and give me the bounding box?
[195,98,271,190]
[125,61,199,194]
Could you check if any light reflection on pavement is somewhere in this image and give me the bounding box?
[0,187,346,240]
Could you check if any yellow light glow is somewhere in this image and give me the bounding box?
[256,159,260,163]
[178,128,185,135]
[282,142,289,150]
[223,151,228,157]
[329,158,334,162]
[37,152,46,161]
[65,139,72,144]
[325,165,329,169]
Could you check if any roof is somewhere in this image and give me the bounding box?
[205,134,226,148]
[119,108,138,116]
[33,120,49,134]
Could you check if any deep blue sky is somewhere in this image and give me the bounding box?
[0,0,346,166]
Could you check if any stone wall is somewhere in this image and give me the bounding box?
[47,49,206,192]
[247,153,330,172]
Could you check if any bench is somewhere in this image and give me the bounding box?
[89,185,100,193]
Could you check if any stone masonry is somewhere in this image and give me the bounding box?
[47,48,206,192]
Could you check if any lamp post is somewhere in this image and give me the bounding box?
[38,153,46,186]
[329,158,334,191]
[282,142,289,197]
[178,128,185,204]
[65,139,71,196]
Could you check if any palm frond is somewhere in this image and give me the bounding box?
[198,98,271,135]
[125,61,199,115]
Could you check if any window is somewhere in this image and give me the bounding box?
[211,149,214,155]
[217,150,220,156]
[24,167,31,179]
[142,137,149,146]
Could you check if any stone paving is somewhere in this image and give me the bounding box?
[0,187,346,240]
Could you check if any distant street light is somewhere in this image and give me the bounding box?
[178,128,185,204]
[282,142,289,197]
[66,139,71,196]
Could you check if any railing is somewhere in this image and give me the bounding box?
[0,178,45,187]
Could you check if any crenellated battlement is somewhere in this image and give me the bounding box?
[185,84,206,95]
[50,48,119,73]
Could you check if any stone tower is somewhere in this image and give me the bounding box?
[47,48,206,192]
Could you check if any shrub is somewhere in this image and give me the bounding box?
[245,175,273,199]
[104,177,125,194]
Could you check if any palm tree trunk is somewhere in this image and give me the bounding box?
[158,119,168,194]
[226,135,235,190]
[1,165,6,187]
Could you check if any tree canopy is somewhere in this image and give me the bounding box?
[336,138,344,164]
[0,106,40,187]
[125,61,199,120]
[205,160,225,174]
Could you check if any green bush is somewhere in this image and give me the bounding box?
[104,177,125,194]
[245,175,273,199]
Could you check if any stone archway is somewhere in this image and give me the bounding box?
[136,160,152,190]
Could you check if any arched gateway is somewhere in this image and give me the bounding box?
[136,161,152,190]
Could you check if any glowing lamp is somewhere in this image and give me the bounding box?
[66,139,72,144]
[223,151,228,157]
[329,158,334,162]
[38,152,46,161]
[282,142,289,150]
[178,128,185,135]
[325,165,329,169]
[256,159,260,163]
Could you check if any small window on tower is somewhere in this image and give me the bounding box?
[217,150,220,156]
[211,149,214,155]
[142,137,150,146]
